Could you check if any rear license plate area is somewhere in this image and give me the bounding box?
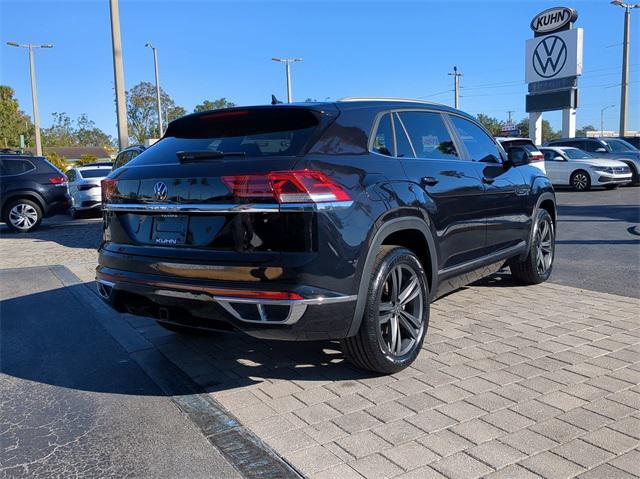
[151,215,188,245]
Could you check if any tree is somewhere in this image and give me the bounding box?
[576,125,596,137]
[193,98,236,113]
[41,112,114,148]
[42,112,76,147]
[476,114,504,137]
[0,86,34,148]
[127,81,185,143]
[75,114,115,148]
[516,118,560,143]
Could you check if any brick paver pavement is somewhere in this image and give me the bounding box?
[1,219,638,479]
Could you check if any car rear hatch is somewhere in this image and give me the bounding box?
[101,105,345,260]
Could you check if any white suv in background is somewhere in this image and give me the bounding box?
[539,147,632,191]
[496,137,545,174]
[66,165,112,218]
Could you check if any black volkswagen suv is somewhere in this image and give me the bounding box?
[97,99,556,373]
[1,155,70,232]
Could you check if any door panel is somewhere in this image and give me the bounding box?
[447,115,530,251]
[395,111,486,270]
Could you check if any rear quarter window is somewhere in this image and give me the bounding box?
[0,159,36,176]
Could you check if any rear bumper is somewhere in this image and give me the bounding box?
[43,196,72,217]
[96,266,357,340]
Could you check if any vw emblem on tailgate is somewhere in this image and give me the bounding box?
[153,181,168,201]
[533,35,567,78]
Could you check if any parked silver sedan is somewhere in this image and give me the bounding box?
[66,165,112,218]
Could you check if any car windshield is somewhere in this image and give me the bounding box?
[79,168,110,178]
[604,139,638,152]
[563,149,593,160]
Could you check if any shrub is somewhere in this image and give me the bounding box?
[45,152,69,172]
[76,154,98,166]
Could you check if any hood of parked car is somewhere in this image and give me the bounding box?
[570,158,630,168]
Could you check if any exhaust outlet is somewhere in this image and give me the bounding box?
[96,281,114,300]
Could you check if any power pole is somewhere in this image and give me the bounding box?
[109,0,129,150]
[611,1,639,137]
[507,110,515,124]
[146,43,163,137]
[272,58,303,103]
[6,42,53,156]
[448,66,463,109]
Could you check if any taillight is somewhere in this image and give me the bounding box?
[48,175,67,185]
[101,178,118,202]
[221,170,351,204]
[531,152,544,162]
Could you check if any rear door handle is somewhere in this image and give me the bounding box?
[482,177,495,184]
[420,176,439,187]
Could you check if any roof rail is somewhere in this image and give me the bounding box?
[337,96,445,106]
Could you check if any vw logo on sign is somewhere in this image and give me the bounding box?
[153,181,168,201]
[532,35,567,78]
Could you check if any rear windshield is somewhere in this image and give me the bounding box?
[79,168,110,178]
[128,108,324,166]
[501,140,539,152]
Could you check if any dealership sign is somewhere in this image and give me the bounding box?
[530,7,577,34]
[525,28,583,84]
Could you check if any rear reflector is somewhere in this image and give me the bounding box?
[49,175,67,185]
[101,178,118,202]
[222,170,351,204]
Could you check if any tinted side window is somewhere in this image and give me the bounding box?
[398,111,458,160]
[450,116,501,163]
[372,114,394,156]
[67,169,77,182]
[582,140,603,153]
[0,159,35,175]
[542,150,554,161]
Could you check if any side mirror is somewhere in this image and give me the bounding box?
[595,147,607,153]
[507,147,529,167]
[554,156,565,161]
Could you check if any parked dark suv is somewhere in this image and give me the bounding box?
[546,137,640,185]
[1,155,70,232]
[97,99,556,373]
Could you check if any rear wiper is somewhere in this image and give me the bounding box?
[176,150,246,162]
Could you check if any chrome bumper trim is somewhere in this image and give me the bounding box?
[96,278,356,325]
[102,201,353,214]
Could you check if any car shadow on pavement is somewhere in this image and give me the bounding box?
[557,203,640,223]
[0,219,102,250]
[1,279,380,398]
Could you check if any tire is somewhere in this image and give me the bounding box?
[605,184,619,190]
[570,170,591,192]
[2,198,43,233]
[510,209,555,285]
[341,246,429,374]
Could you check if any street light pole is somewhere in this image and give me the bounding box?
[109,0,129,150]
[601,105,615,136]
[146,43,163,137]
[272,58,303,103]
[610,1,640,137]
[6,41,53,156]
[448,66,463,109]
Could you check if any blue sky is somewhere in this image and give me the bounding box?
[1,0,638,138]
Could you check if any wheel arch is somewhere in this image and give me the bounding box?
[521,191,556,260]
[347,216,438,337]
[1,191,46,219]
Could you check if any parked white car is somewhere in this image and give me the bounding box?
[66,165,112,218]
[539,147,632,191]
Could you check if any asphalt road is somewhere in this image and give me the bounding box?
[0,266,243,478]
[550,185,640,298]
